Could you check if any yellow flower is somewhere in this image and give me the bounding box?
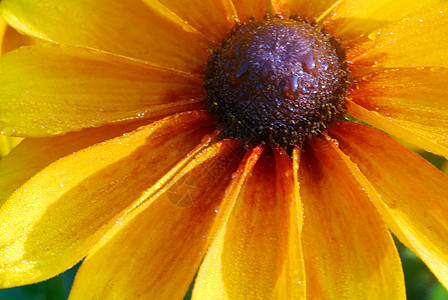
[0,0,447,299]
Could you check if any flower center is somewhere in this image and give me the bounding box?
[203,16,352,147]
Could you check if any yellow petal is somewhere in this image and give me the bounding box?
[0,121,149,204]
[0,0,208,72]
[349,68,448,157]
[299,138,405,299]
[324,0,443,44]
[232,0,269,22]
[0,111,214,287]
[0,134,21,157]
[193,147,306,299]
[329,121,448,290]
[443,161,448,175]
[1,16,35,61]
[274,147,306,299]
[271,0,337,21]
[1,22,36,55]
[70,139,243,299]
[143,0,236,43]
[347,101,448,159]
[0,18,5,39]
[348,3,448,67]
[0,44,204,137]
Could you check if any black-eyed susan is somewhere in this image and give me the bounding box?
[0,0,448,299]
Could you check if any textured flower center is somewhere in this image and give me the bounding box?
[203,17,352,146]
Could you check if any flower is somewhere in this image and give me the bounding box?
[0,0,447,299]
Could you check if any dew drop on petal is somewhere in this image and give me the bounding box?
[367,31,381,41]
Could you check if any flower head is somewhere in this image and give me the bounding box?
[0,0,448,299]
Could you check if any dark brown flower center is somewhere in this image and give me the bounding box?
[203,16,352,147]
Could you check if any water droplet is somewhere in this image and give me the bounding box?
[201,134,213,144]
[367,31,381,41]
[301,51,316,74]
[361,73,374,81]
[1,127,16,136]
[429,67,441,72]
[283,75,300,99]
